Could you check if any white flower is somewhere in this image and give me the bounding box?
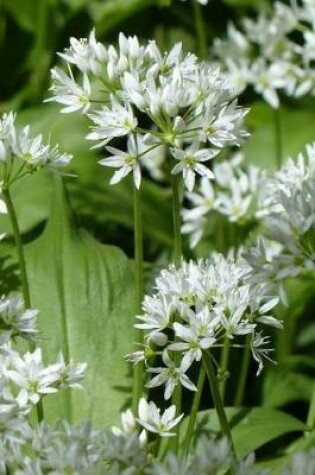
[12,128,72,170]
[58,29,107,75]
[251,333,275,375]
[171,143,217,191]
[0,294,38,341]
[87,101,138,147]
[99,135,141,188]
[136,398,183,437]
[5,348,60,404]
[46,67,91,113]
[199,99,249,148]
[169,318,216,372]
[55,353,87,390]
[146,351,197,399]
[112,407,147,446]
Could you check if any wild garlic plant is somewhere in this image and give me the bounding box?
[46,30,251,459]
[0,8,314,471]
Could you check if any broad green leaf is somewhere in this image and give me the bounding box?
[189,407,306,458]
[262,369,313,408]
[68,173,173,247]
[25,176,136,426]
[244,102,315,171]
[257,456,291,475]
[0,171,53,235]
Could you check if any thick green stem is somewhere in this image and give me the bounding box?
[171,174,183,267]
[182,364,206,457]
[219,338,231,402]
[203,350,237,469]
[2,186,45,423]
[274,107,282,170]
[132,185,145,414]
[234,337,251,407]
[192,0,208,59]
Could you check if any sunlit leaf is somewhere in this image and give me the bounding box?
[187,407,307,458]
[25,176,136,426]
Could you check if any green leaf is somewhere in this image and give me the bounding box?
[0,171,53,235]
[244,102,315,171]
[262,369,313,408]
[2,0,39,32]
[222,0,269,9]
[25,176,136,426]
[189,407,307,458]
[89,0,155,35]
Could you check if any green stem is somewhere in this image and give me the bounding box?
[132,184,145,414]
[2,186,44,423]
[192,0,207,59]
[171,174,183,267]
[182,364,206,457]
[203,350,237,469]
[234,336,251,407]
[2,187,31,308]
[219,338,231,402]
[170,173,183,454]
[306,382,315,432]
[274,107,282,170]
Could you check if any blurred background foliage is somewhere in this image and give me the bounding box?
[0,0,314,446]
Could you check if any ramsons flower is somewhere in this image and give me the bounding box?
[136,398,183,437]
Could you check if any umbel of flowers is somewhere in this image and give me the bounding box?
[127,253,282,380]
[47,31,249,191]
[213,0,315,108]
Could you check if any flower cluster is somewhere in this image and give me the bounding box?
[127,252,282,399]
[0,112,72,186]
[213,1,315,107]
[0,294,38,342]
[48,32,249,190]
[245,143,315,284]
[182,152,265,247]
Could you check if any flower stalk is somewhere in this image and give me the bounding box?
[132,184,145,414]
[192,0,208,59]
[234,336,251,407]
[219,337,231,401]
[182,364,206,457]
[202,350,237,470]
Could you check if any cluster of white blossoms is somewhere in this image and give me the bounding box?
[48,31,249,190]
[213,0,315,108]
[0,343,86,408]
[0,294,86,458]
[182,152,266,247]
[127,252,282,396]
[0,112,72,186]
[245,143,315,284]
